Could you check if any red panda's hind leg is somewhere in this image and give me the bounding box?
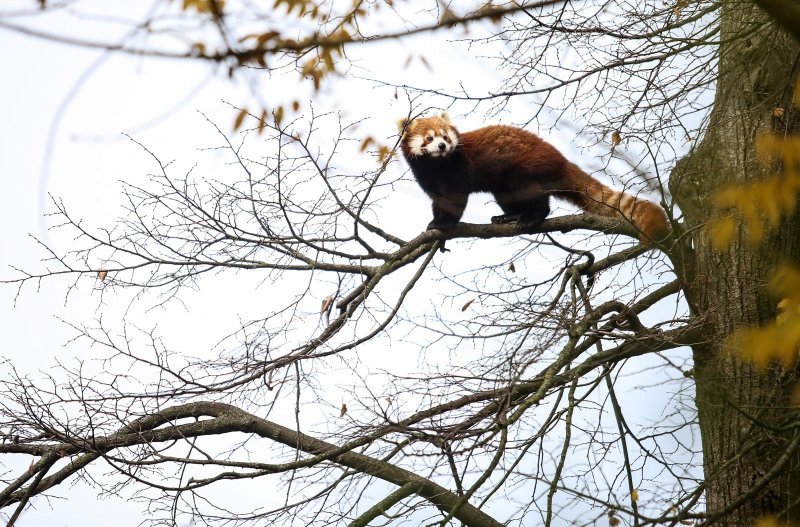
[491,195,551,233]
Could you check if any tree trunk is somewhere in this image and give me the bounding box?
[671,2,800,524]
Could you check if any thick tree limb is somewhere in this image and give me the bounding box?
[0,403,503,527]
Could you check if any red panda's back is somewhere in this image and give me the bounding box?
[459,126,568,191]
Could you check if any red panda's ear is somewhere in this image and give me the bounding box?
[439,112,451,124]
[397,117,410,133]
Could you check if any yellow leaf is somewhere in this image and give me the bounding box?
[360,137,375,152]
[320,48,334,72]
[97,269,108,281]
[773,107,785,117]
[301,59,317,76]
[631,489,639,502]
[611,131,622,146]
[233,107,248,132]
[258,109,267,134]
[273,106,284,126]
[794,80,800,107]
[770,265,800,296]
[746,216,763,245]
[377,145,393,163]
[713,186,740,208]
[709,216,736,251]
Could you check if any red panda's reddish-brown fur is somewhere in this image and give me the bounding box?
[400,115,670,243]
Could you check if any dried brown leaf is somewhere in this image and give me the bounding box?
[233,107,248,131]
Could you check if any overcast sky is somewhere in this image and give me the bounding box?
[0,7,520,524]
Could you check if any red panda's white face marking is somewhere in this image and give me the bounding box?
[403,117,459,158]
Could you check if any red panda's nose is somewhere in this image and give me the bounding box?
[438,142,447,151]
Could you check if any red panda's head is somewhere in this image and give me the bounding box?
[400,115,460,159]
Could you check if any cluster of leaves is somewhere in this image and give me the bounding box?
[711,86,800,369]
[756,519,800,527]
[710,132,800,248]
[728,264,800,369]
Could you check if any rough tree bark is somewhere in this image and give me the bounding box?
[671,2,800,523]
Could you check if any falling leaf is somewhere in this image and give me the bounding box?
[339,403,348,417]
[97,269,108,281]
[233,107,248,131]
[461,298,475,311]
[292,100,301,112]
[508,262,516,273]
[258,109,268,134]
[611,131,622,146]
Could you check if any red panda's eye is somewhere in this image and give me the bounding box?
[426,136,433,141]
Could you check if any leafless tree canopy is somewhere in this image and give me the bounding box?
[1,1,798,526]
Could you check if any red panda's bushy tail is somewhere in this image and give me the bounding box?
[556,163,670,243]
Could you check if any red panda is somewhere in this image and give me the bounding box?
[399,114,670,243]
